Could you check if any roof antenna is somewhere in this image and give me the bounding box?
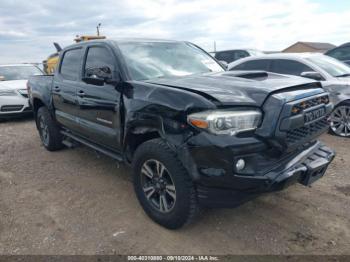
[96,23,101,36]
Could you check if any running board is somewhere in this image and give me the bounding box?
[62,138,79,148]
[61,130,123,162]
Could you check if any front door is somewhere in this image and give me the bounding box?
[76,44,122,150]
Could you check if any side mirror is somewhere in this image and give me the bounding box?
[0,76,5,81]
[85,66,112,79]
[300,71,324,81]
[219,60,228,69]
[82,76,105,86]
[83,66,120,86]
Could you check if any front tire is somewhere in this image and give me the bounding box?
[329,102,350,137]
[132,139,199,229]
[36,107,64,151]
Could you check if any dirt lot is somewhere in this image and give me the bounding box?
[0,117,349,255]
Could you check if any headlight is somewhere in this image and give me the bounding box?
[0,89,17,96]
[17,89,28,95]
[187,109,262,135]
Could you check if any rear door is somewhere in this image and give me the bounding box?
[76,44,122,150]
[52,47,83,132]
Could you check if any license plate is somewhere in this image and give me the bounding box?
[304,107,326,124]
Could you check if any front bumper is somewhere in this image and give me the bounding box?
[0,95,32,118]
[190,141,335,207]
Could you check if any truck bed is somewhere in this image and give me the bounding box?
[28,75,54,107]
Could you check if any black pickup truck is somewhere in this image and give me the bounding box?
[28,39,335,229]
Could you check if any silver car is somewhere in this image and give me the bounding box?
[0,64,42,119]
[228,53,350,137]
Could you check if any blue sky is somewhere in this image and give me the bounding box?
[0,0,349,63]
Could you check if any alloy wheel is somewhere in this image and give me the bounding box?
[330,105,350,137]
[39,116,50,146]
[140,159,177,213]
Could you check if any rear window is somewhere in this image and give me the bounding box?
[215,51,236,63]
[60,48,83,81]
[215,51,249,63]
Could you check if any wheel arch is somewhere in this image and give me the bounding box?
[32,98,47,128]
[329,99,350,137]
[336,99,350,107]
[32,97,45,114]
[123,126,163,163]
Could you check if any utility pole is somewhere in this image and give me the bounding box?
[213,41,216,52]
[96,23,101,36]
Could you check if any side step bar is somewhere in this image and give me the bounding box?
[61,130,124,162]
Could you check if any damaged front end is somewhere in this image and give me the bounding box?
[123,75,335,208]
[173,88,336,208]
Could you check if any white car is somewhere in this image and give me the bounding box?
[0,64,43,119]
[228,53,350,137]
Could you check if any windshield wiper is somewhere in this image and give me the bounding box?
[336,73,350,77]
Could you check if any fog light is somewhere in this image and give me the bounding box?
[236,159,245,171]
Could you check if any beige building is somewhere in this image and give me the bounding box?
[282,41,336,53]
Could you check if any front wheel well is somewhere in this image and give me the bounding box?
[124,131,161,163]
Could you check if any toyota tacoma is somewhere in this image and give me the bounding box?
[28,39,335,229]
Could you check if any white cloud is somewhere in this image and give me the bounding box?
[0,0,349,63]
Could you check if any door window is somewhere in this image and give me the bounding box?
[60,48,83,81]
[84,46,115,79]
[271,59,313,76]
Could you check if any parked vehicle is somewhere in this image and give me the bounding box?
[229,53,350,137]
[0,64,42,119]
[325,42,350,66]
[213,49,264,64]
[28,39,335,229]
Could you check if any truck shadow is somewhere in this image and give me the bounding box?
[0,114,34,124]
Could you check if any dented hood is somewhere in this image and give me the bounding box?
[146,71,323,107]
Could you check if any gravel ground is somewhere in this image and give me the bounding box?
[0,117,349,255]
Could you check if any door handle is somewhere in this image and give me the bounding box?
[54,86,61,92]
[77,90,85,97]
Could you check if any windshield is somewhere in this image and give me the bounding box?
[306,55,350,77]
[118,42,224,81]
[0,66,42,81]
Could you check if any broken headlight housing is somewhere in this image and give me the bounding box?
[188,109,262,135]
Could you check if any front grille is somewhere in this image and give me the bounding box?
[286,116,329,145]
[291,95,329,115]
[23,106,32,112]
[1,105,24,112]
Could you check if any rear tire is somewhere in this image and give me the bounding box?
[329,102,350,137]
[36,106,64,151]
[132,138,199,229]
